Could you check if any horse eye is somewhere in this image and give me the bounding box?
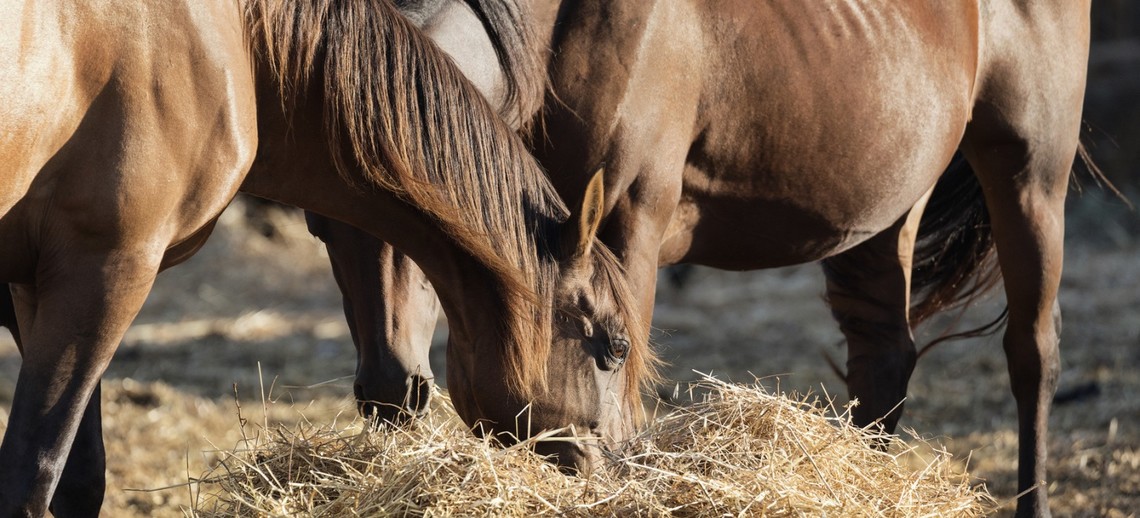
[609,335,629,360]
[593,332,629,371]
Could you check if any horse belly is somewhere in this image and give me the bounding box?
[662,1,979,269]
[661,176,918,270]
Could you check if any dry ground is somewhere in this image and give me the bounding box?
[0,193,1137,516]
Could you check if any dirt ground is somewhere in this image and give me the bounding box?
[0,190,1136,517]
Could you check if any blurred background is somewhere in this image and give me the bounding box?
[0,3,1137,516]
[1075,0,1140,237]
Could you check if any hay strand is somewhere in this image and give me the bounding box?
[194,377,994,516]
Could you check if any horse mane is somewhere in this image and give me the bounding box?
[461,0,547,128]
[242,0,569,397]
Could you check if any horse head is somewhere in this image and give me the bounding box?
[444,168,653,473]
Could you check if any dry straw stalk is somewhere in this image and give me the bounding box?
[193,376,994,517]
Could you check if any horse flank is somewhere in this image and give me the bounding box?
[242,0,568,396]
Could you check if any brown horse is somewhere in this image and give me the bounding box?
[327,1,1094,515]
[0,0,650,513]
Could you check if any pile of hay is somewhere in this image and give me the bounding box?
[193,378,994,516]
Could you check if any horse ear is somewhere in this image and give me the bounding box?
[569,167,606,260]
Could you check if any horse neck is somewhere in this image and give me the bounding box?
[242,119,556,396]
[241,89,524,353]
[241,0,568,392]
[528,0,564,54]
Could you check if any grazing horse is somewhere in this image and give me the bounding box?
[0,0,650,513]
[303,0,548,423]
[328,1,1093,515]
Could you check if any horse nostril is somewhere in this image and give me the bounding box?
[533,440,597,477]
[354,383,383,426]
[406,374,433,415]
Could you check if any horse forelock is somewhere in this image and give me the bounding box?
[592,244,660,411]
[243,0,570,398]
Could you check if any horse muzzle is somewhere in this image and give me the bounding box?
[354,373,433,426]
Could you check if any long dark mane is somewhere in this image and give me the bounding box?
[243,0,567,396]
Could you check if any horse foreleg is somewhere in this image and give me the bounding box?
[0,251,158,516]
[305,213,439,423]
[821,188,932,437]
[6,285,106,517]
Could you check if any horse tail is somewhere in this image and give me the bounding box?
[462,0,546,127]
[910,138,1123,349]
[909,153,1003,333]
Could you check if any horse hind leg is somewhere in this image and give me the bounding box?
[961,131,1071,518]
[820,188,932,438]
[961,126,1073,517]
[961,6,1089,515]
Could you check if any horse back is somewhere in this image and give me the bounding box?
[694,0,981,198]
